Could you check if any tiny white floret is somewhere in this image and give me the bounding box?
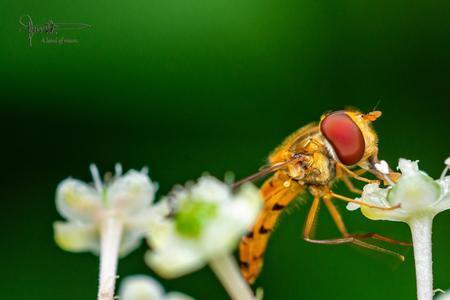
[145,176,262,278]
[348,157,450,300]
[445,157,450,167]
[120,275,193,300]
[54,164,159,256]
[375,160,390,175]
[349,159,450,223]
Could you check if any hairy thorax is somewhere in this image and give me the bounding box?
[275,132,337,186]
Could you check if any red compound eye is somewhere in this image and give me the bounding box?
[320,111,365,165]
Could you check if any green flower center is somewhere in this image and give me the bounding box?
[175,200,218,238]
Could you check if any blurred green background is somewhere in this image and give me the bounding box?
[1,0,449,299]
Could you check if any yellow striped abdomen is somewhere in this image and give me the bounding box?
[239,171,304,283]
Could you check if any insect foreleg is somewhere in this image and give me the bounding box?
[329,192,400,210]
[340,176,363,194]
[337,162,379,184]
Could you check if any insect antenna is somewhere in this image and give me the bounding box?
[372,99,381,112]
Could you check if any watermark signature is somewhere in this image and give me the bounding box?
[19,14,90,47]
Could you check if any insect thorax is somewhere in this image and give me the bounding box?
[284,134,337,186]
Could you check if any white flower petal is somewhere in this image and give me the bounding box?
[346,202,360,211]
[438,176,450,195]
[434,196,450,213]
[120,276,194,300]
[374,160,390,174]
[147,213,174,249]
[357,184,407,221]
[200,217,238,256]
[198,184,262,256]
[119,229,144,257]
[434,177,450,212]
[53,221,99,253]
[127,201,171,231]
[145,239,205,278]
[359,184,391,206]
[226,184,261,228]
[120,202,171,257]
[147,218,206,278]
[360,205,408,222]
[56,178,102,222]
[388,171,440,212]
[190,176,232,204]
[397,159,420,176]
[108,170,157,212]
[166,292,194,300]
[436,290,450,300]
[120,275,164,300]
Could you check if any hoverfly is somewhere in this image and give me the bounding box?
[236,109,410,284]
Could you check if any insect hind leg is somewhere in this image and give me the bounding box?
[322,195,410,260]
[302,194,358,245]
[302,190,407,261]
[323,191,410,246]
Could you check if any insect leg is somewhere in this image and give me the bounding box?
[303,195,357,244]
[304,197,406,260]
[337,163,379,184]
[303,195,323,241]
[354,168,368,176]
[329,192,400,210]
[350,233,412,246]
[323,197,411,247]
[336,164,367,194]
[322,196,349,236]
[341,176,363,194]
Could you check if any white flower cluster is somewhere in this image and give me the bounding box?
[347,158,450,224]
[54,166,262,300]
[120,275,193,300]
[54,164,160,256]
[347,157,450,300]
[146,176,262,278]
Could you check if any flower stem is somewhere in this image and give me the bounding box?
[98,217,123,300]
[209,254,255,300]
[409,217,433,300]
